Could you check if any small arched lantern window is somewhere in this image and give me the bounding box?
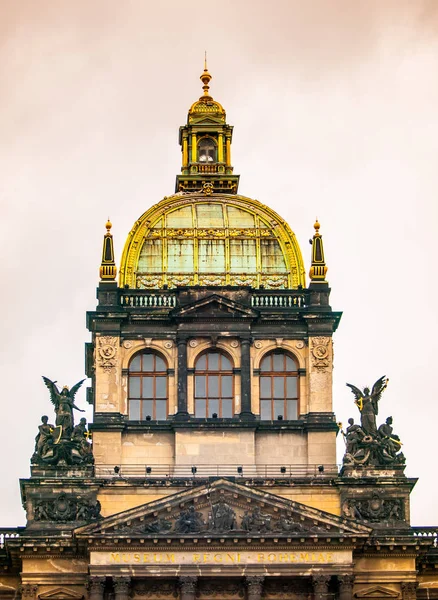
[194,351,234,418]
[198,137,216,163]
[128,352,168,420]
[259,351,299,420]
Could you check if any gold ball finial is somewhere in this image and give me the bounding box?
[314,218,320,232]
[106,218,112,233]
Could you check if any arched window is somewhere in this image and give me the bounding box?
[198,137,216,163]
[259,352,299,420]
[128,352,168,420]
[194,351,234,418]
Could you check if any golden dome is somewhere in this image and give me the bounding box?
[119,193,306,290]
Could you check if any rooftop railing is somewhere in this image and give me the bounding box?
[94,463,339,479]
[412,526,438,547]
[118,289,309,310]
[0,528,23,548]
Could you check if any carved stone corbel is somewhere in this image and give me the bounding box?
[87,577,106,600]
[179,577,197,600]
[246,577,264,600]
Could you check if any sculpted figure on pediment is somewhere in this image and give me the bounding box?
[174,505,205,533]
[209,498,237,532]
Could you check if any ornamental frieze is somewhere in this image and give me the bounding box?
[33,492,102,523]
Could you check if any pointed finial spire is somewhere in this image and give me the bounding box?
[100,218,117,281]
[200,52,212,98]
[309,218,328,283]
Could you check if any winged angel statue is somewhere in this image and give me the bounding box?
[346,375,388,436]
[42,377,86,440]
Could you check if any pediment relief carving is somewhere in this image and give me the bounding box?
[38,589,84,600]
[172,295,257,320]
[355,586,400,598]
[76,479,371,539]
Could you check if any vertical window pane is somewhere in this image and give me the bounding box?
[260,356,270,372]
[287,400,298,420]
[142,400,153,419]
[260,400,272,420]
[273,354,284,371]
[129,377,141,398]
[155,356,166,371]
[209,399,219,417]
[156,400,167,420]
[195,376,206,398]
[222,399,233,418]
[208,375,219,397]
[273,377,284,398]
[260,377,271,398]
[130,355,141,372]
[167,239,194,273]
[129,399,141,420]
[196,355,206,370]
[274,399,284,419]
[142,378,153,398]
[156,377,167,398]
[285,356,296,371]
[222,376,232,397]
[286,377,297,398]
[142,354,154,372]
[196,204,224,227]
[198,240,225,273]
[221,355,232,370]
[208,353,219,370]
[195,399,206,418]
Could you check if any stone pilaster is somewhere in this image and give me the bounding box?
[402,582,418,600]
[87,577,106,600]
[179,577,197,600]
[312,574,330,600]
[176,339,189,419]
[240,338,254,419]
[113,577,131,600]
[246,576,264,600]
[338,574,355,600]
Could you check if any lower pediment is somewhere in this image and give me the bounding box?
[76,479,371,540]
[355,586,400,598]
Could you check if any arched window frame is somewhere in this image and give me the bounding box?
[194,350,234,418]
[128,351,169,420]
[197,136,217,163]
[259,350,299,420]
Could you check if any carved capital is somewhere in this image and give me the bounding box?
[246,577,264,600]
[19,584,38,599]
[338,575,355,600]
[338,574,355,589]
[312,575,330,599]
[402,582,418,600]
[113,577,131,597]
[87,577,106,600]
[179,577,197,598]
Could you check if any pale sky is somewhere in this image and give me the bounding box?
[0,0,437,526]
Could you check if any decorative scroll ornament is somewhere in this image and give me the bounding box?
[202,182,214,196]
[134,582,178,598]
[97,336,118,372]
[34,492,101,522]
[311,337,330,372]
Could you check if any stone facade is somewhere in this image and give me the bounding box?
[1,70,438,600]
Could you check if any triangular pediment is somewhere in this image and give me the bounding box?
[75,478,371,539]
[172,294,258,320]
[38,589,84,600]
[355,586,400,598]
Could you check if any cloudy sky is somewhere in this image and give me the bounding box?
[0,1,437,526]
